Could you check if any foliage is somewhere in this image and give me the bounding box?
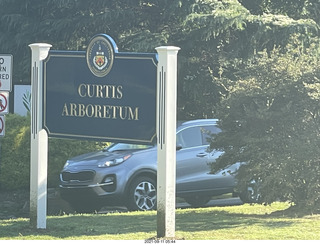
[0,114,107,190]
[0,0,318,119]
[240,0,320,22]
[0,114,30,190]
[22,90,31,112]
[175,0,318,118]
[210,45,320,210]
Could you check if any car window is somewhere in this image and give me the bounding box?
[176,126,202,148]
[200,125,221,145]
[106,143,152,152]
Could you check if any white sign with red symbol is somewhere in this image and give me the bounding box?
[0,115,5,136]
[0,54,13,91]
[0,91,9,114]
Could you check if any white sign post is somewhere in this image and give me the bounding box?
[156,46,180,238]
[29,43,51,229]
[0,54,13,91]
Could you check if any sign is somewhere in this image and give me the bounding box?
[43,34,157,144]
[0,54,13,91]
[0,91,9,114]
[29,36,180,235]
[0,115,5,136]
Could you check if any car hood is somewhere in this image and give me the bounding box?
[65,147,155,167]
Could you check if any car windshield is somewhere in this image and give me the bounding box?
[105,143,153,152]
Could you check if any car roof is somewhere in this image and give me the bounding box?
[177,119,219,130]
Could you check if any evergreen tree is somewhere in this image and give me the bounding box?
[210,46,320,212]
[0,0,318,118]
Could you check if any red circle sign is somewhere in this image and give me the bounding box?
[0,93,8,112]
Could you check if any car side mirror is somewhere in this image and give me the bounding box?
[176,144,183,151]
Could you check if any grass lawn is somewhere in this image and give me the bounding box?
[0,202,319,240]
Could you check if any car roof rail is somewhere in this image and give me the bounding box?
[181,119,219,126]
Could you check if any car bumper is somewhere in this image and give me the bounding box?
[59,183,124,206]
[58,166,129,201]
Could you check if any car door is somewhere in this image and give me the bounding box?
[201,125,236,190]
[176,125,212,193]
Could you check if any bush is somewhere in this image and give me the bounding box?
[0,114,31,190]
[0,114,107,190]
[210,48,320,211]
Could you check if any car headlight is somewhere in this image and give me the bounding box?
[63,160,70,169]
[98,154,131,168]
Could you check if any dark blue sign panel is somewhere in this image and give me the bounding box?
[43,34,157,144]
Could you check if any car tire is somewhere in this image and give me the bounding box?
[184,196,211,207]
[126,176,157,211]
[239,179,262,204]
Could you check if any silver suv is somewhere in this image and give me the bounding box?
[59,119,241,212]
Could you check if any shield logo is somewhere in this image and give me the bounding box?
[93,46,108,70]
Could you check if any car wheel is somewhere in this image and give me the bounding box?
[239,179,262,203]
[126,176,157,211]
[184,196,211,207]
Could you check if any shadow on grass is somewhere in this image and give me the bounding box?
[0,206,297,239]
[176,208,294,232]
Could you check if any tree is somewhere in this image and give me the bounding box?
[210,45,320,212]
[174,0,318,118]
[0,0,318,119]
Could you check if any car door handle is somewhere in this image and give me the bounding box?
[196,153,207,157]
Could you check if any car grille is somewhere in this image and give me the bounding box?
[61,171,95,182]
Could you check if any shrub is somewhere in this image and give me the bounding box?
[0,114,30,190]
[210,48,320,211]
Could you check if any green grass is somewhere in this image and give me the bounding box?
[1,202,320,240]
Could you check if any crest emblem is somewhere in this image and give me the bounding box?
[86,34,116,77]
[93,45,108,70]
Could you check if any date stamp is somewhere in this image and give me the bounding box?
[144,239,176,243]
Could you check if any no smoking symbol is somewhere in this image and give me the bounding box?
[0,93,8,113]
